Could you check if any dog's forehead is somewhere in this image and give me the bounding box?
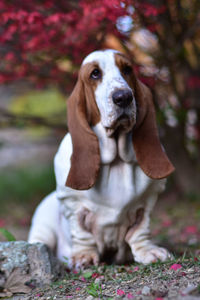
[82,49,120,68]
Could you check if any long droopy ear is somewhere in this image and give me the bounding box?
[132,80,175,179]
[65,77,100,190]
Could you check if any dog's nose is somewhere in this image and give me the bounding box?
[112,89,133,108]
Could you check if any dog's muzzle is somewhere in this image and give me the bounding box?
[112,89,133,108]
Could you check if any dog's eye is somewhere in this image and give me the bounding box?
[122,65,132,76]
[90,68,101,80]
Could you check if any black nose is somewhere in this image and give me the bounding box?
[112,89,133,108]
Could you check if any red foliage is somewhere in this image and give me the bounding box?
[136,3,166,17]
[0,0,128,87]
[187,76,200,89]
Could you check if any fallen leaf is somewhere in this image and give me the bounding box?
[4,268,32,294]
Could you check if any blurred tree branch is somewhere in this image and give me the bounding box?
[0,108,67,131]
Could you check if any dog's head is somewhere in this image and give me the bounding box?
[82,50,136,136]
[66,49,174,190]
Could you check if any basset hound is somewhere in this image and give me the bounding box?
[28,49,175,268]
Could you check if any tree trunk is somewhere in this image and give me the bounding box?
[163,125,200,196]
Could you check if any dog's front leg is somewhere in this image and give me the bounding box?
[125,197,173,264]
[70,225,99,269]
[58,203,99,269]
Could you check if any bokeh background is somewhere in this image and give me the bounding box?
[0,0,200,255]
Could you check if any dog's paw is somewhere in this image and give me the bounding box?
[71,250,99,269]
[133,245,173,265]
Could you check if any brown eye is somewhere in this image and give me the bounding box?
[122,65,132,76]
[90,68,101,79]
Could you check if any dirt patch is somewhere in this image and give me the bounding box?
[8,259,200,300]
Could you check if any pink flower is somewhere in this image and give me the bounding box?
[184,225,198,234]
[162,219,172,227]
[80,276,86,282]
[127,292,134,299]
[133,266,139,271]
[170,264,182,271]
[92,272,100,278]
[0,219,6,227]
[76,287,81,291]
[117,289,125,296]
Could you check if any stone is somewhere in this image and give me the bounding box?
[0,241,63,296]
[141,285,151,295]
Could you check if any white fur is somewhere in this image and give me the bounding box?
[28,49,172,267]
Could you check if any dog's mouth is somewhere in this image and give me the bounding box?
[105,114,134,137]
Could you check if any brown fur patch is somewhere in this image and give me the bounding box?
[125,208,145,242]
[66,73,100,190]
[78,207,94,233]
[79,62,101,126]
[132,80,175,179]
[114,53,135,90]
[115,52,175,179]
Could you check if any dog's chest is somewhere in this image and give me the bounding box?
[86,160,151,210]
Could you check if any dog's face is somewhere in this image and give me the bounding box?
[82,50,136,136]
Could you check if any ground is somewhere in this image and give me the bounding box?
[1,190,200,300]
[9,257,200,300]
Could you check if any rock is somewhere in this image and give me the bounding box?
[141,285,151,295]
[182,284,199,295]
[85,296,94,300]
[0,241,63,296]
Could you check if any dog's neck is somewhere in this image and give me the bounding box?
[92,122,135,164]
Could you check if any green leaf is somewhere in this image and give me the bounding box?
[87,288,98,298]
[0,228,16,241]
[86,283,99,297]
[83,271,93,279]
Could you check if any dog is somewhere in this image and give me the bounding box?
[28,49,175,268]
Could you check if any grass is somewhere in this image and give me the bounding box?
[0,164,55,217]
[0,228,16,241]
[87,282,103,298]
